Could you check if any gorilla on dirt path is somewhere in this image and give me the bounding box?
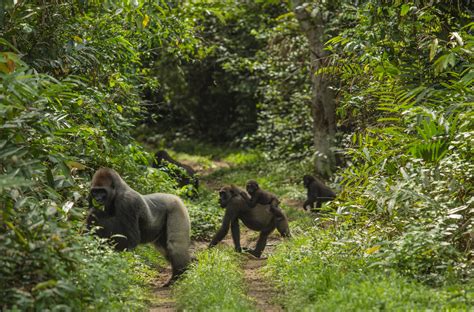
[209,185,291,258]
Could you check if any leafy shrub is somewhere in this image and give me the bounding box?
[323,2,474,285]
[0,54,157,310]
[186,190,222,240]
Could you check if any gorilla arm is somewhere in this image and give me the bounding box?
[303,187,317,210]
[87,195,143,251]
[245,192,262,209]
[209,206,241,252]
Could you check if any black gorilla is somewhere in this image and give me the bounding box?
[209,185,290,257]
[303,175,336,210]
[153,150,199,189]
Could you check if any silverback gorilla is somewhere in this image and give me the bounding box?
[209,185,290,257]
[87,168,191,286]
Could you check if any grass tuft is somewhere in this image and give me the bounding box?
[174,248,254,311]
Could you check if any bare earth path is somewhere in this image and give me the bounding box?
[149,158,286,311]
[149,240,208,312]
[241,234,283,312]
[149,267,174,312]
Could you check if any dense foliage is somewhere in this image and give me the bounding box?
[258,1,473,308]
[0,0,200,309]
[143,1,289,143]
[267,231,472,310]
[1,0,472,310]
[328,1,473,284]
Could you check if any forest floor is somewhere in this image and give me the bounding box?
[148,157,290,312]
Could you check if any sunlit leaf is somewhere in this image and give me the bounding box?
[66,161,86,170]
[429,39,438,61]
[365,245,381,255]
[400,4,410,16]
[72,36,83,43]
[142,14,150,28]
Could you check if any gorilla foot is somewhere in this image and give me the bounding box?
[243,248,262,258]
[162,277,177,288]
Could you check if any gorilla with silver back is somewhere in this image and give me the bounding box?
[87,168,191,286]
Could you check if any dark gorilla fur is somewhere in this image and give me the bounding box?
[244,180,290,237]
[87,168,191,286]
[209,185,290,257]
[303,175,336,210]
[153,150,199,189]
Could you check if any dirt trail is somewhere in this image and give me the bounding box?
[149,240,208,312]
[149,267,174,312]
[149,158,285,312]
[241,234,283,312]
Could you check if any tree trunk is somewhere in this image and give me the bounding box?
[290,1,336,177]
[0,1,4,29]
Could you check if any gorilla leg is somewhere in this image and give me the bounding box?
[153,237,171,262]
[167,240,190,274]
[275,216,291,238]
[164,210,191,285]
[249,228,274,258]
[269,200,291,237]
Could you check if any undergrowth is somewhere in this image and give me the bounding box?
[266,229,474,311]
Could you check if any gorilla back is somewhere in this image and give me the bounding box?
[209,185,290,257]
[87,168,191,285]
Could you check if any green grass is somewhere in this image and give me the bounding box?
[266,231,474,311]
[174,248,254,311]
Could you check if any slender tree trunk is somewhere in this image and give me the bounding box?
[290,1,336,177]
[0,1,5,30]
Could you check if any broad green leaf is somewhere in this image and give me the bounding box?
[66,161,86,170]
[400,4,410,16]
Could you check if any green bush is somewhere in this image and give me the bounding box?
[0,55,158,310]
[323,2,474,285]
[186,190,222,240]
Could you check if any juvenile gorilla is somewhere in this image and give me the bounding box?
[209,185,290,257]
[303,175,336,210]
[153,150,199,189]
[243,180,290,237]
[87,168,191,286]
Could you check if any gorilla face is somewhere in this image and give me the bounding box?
[91,187,114,205]
[218,186,241,208]
[246,180,259,195]
[303,175,314,188]
[219,189,230,208]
